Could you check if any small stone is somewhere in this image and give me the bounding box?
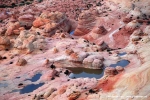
[33,18,46,28]
[92,59,103,68]
[104,67,117,76]
[18,83,23,86]
[51,77,55,80]
[42,70,59,80]
[69,53,80,62]
[116,66,124,73]
[0,55,2,60]
[9,62,13,64]
[50,64,56,69]
[44,59,49,65]
[43,88,57,98]
[98,41,109,51]
[13,29,20,35]
[68,91,81,100]
[2,56,7,59]
[32,94,40,100]
[65,49,74,55]
[16,58,27,66]
[52,47,58,53]
[18,27,25,31]
[131,36,141,41]
[89,88,98,93]
[0,37,10,45]
[60,33,66,38]
[64,70,70,76]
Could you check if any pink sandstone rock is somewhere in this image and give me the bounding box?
[104,67,117,76]
[0,0,150,100]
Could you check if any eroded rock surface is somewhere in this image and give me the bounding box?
[0,0,150,100]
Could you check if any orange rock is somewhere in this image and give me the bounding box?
[58,85,67,94]
[5,26,13,36]
[68,91,81,100]
[44,59,49,65]
[70,52,79,61]
[33,18,45,28]
[44,23,57,33]
[5,22,20,35]
[13,29,20,35]
[60,33,66,38]
[18,27,25,31]
[0,37,10,45]
[65,49,74,55]
[52,47,59,53]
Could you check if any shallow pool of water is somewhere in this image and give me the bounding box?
[67,67,104,79]
[70,31,74,35]
[0,82,8,88]
[110,59,130,67]
[67,59,129,79]
[118,52,127,56]
[25,73,42,82]
[20,83,44,94]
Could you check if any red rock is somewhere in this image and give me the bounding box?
[13,29,20,35]
[0,37,10,45]
[5,22,20,35]
[18,14,35,28]
[18,14,34,21]
[68,91,81,100]
[65,49,74,55]
[33,18,45,28]
[0,0,150,100]
[18,27,25,31]
[92,26,107,35]
[74,11,96,36]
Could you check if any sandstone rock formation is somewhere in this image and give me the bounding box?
[0,0,150,100]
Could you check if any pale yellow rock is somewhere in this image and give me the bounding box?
[43,88,56,98]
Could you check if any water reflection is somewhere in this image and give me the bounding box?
[110,60,130,67]
[67,67,104,79]
[25,73,42,82]
[20,83,44,94]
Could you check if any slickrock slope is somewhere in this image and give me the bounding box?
[0,0,150,100]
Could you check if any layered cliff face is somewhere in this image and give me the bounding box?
[0,0,150,100]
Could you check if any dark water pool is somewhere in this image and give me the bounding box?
[0,82,8,88]
[25,73,42,82]
[20,83,44,94]
[118,52,127,56]
[67,59,129,79]
[67,67,104,79]
[70,31,74,35]
[110,59,130,67]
